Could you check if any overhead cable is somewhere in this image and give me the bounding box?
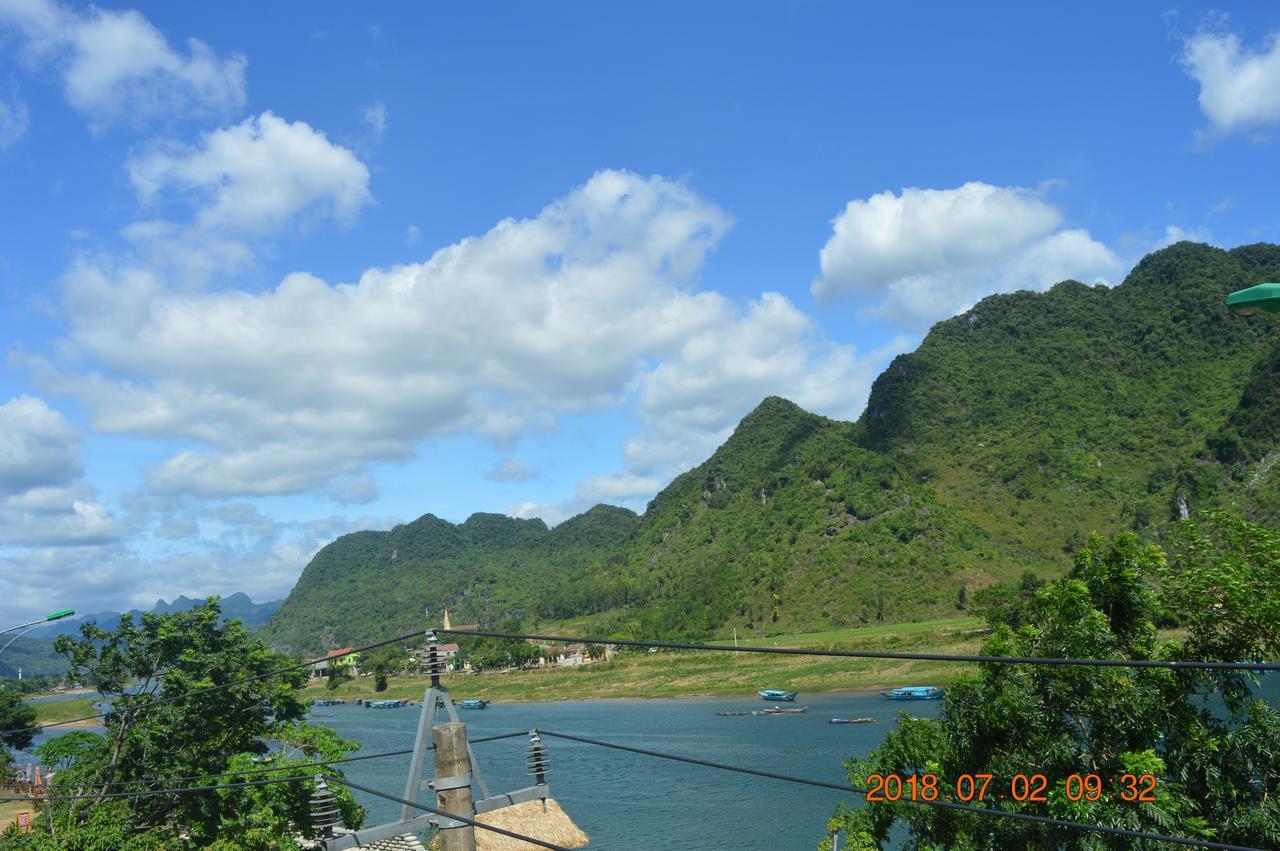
[441,628,1280,673]
[324,774,570,851]
[538,730,1267,851]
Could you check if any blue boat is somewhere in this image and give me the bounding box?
[880,686,945,701]
[758,689,798,702]
[458,699,490,710]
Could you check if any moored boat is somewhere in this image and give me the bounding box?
[753,705,808,716]
[758,689,798,702]
[829,717,875,724]
[880,686,944,701]
[716,710,752,716]
[458,699,490,709]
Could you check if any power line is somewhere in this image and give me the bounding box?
[538,730,1266,851]
[7,629,426,736]
[441,628,1280,673]
[66,731,529,790]
[324,774,569,851]
[0,774,308,804]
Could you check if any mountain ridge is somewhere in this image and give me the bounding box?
[261,241,1280,654]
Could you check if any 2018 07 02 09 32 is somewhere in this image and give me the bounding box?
[864,772,1158,804]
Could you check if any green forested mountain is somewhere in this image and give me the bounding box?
[257,505,641,653]
[263,242,1280,654]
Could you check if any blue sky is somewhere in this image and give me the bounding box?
[1,1,1279,623]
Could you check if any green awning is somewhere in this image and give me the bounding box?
[1226,282,1280,315]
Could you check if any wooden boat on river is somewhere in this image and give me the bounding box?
[753,705,808,716]
[828,717,875,724]
[758,689,798,702]
[880,686,944,701]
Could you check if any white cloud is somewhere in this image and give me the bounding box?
[1181,28,1280,140]
[0,80,28,149]
[128,112,372,234]
[1157,224,1215,248]
[0,395,82,495]
[405,224,421,246]
[322,474,379,505]
[362,101,387,140]
[0,0,246,128]
[40,171,733,497]
[511,472,658,526]
[40,170,879,511]
[812,182,1122,331]
[0,395,120,546]
[485,458,539,483]
[0,509,397,623]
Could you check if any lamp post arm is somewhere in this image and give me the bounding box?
[0,623,52,656]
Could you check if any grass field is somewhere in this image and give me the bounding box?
[0,800,34,833]
[303,616,989,704]
[29,697,99,726]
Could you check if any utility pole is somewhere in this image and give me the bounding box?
[433,722,477,851]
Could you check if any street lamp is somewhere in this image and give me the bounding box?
[1226,283,1280,316]
[0,609,76,657]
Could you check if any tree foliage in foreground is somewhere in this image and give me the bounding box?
[827,514,1280,849]
[2,600,365,850]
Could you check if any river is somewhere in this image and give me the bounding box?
[18,676,1280,849]
[314,689,930,850]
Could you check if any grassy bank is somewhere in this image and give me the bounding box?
[0,800,32,832]
[29,697,99,726]
[303,617,988,704]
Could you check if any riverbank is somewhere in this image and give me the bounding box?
[29,697,100,728]
[302,617,988,704]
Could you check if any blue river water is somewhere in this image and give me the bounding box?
[18,675,1279,850]
[313,690,931,851]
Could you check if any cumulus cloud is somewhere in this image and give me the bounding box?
[40,171,733,496]
[1181,27,1280,140]
[485,458,540,483]
[0,509,397,623]
[322,474,379,505]
[0,0,246,128]
[0,395,82,495]
[37,170,878,514]
[511,472,659,526]
[0,395,119,546]
[812,182,1122,331]
[128,112,372,234]
[0,80,28,149]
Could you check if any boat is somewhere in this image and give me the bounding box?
[716,710,752,717]
[829,717,876,724]
[458,699,490,709]
[758,689,798,702]
[753,705,808,716]
[365,699,408,708]
[880,686,945,701]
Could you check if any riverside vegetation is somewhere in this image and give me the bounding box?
[261,241,1280,655]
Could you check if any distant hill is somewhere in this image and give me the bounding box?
[262,242,1280,652]
[0,593,283,678]
[256,505,642,654]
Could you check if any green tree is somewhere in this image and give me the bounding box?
[0,686,38,755]
[2,599,365,850]
[829,525,1280,849]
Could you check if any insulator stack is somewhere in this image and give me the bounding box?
[526,731,551,780]
[310,775,341,838]
[423,642,448,677]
